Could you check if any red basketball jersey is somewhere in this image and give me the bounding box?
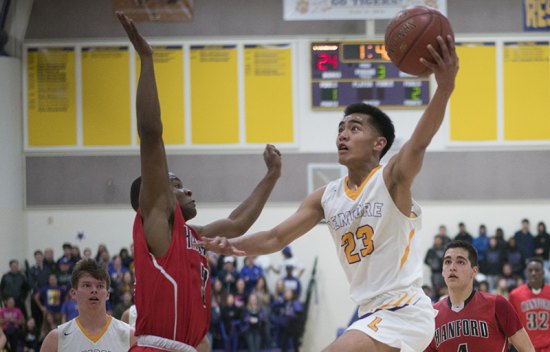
[509,284,550,351]
[133,204,211,347]
[425,291,523,352]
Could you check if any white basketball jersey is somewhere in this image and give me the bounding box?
[57,315,131,352]
[321,164,423,306]
[129,305,137,327]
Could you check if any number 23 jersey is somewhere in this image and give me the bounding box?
[321,164,423,305]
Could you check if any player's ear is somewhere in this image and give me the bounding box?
[374,136,387,153]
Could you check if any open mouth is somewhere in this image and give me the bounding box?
[338,144,349,152]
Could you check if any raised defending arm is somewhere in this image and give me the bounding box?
[118,12,174,257]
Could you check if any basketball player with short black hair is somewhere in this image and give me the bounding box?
[509,257,550,352]
[203,35,458,351]
[425,240,534,352]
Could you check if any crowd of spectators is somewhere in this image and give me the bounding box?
[424,219,550,301]
[0,241,306,352]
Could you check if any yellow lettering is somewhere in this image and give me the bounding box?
[526,0,537,28]
[537,0,546,27]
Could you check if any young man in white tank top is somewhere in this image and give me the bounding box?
[203,35,459,351]
[40,258,136,351]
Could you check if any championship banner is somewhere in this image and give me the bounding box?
[113,0,193,22]
[283,0,447,20]
[522,0,550,31]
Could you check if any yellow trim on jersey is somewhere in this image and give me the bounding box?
[399,229,416,269]
[344,165,382,200]
[76,315,112,343]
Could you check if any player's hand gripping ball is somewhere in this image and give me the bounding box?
[384,5,454,76]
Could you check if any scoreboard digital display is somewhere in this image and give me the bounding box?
[311,41,431,109]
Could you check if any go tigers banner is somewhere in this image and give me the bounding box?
[283,0,447,20]
[113,0,193,22]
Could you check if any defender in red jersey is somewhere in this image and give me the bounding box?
[425,240,534,352]
[509,258,550,352]
[117,12,281,352]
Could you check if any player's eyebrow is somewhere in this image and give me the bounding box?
[443,255,468,262]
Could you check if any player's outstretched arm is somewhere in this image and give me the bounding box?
[201,187,325,255]
[118,12,174,257]
[509,328,535,352]
[386,35,458,189]
[192,144,281,239]
[39,329,58,352]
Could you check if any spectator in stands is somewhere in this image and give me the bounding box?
[39,311,56,345]
[22,317,39,352]
[252,276,272,310]
[211,278,226,311]
[42,249,56,274]
[82,247,93,260]
[118,247,133,270]
[507,237,526,279]
[499,262,523,293]
[94,244,108,263]
[480,236,506,291]
[282,264,302,299]
[0,296,25,351]
[28,250,53,330]
[534,221,550,265]
[34,273,66,326]
[107,255,128,302]
[0,259,30,318]
[240,256,264,296]
[95,244,110,271]
[113,291,133,320]
[278,288,304,352]
[494,277,511,299]
[60,290,78,323]
[55,257,72,290]
[477,280,489,293]
[241,293,269,352]
[424,234,445,298]
[514,218,535,260]
[56,243,75,273]
[71,245,82,263]
[436,225,452,245]
[454,222,473,243]
[234,278,247,309]
[473,224,490,264]
[271,246,305,279]
[114,271,133,304]
[218,256,239,294]
[494,227,508,251]
[220,293,243,352]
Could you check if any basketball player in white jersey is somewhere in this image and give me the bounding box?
[202,35,459,352]
[40,258,137,351]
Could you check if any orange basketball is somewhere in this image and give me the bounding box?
[384,6,454,76]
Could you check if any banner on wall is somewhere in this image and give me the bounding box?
[283,0,447,20]
[522,0,550,31]
[113,0,193,22]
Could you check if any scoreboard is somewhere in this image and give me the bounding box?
[311,41,431,110]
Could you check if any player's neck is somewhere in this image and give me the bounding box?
[347,161,380,189]
[77,311,109,333]
[448,285,474,308]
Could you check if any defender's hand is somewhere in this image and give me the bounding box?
[116,11,153,58]
[263,144,282,177]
